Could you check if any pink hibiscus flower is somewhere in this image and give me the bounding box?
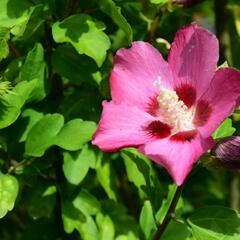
[92,23,240,185]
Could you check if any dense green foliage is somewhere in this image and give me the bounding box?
[0,0,240,239]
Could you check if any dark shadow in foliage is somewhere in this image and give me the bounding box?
[58,85,102,125]
[52,44,100,86]
[21,180,57,219]
[0,92,28,161]
[61,200,86,223]
[101,199,140,237]
[60,182,88,224]
[1,111,31,161]
[7,0,30,19]
[23,218,59,240]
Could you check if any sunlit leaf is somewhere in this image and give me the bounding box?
[150,0,169,5]
[96,153,118,201]
[19,43,48,102]
[63,146,96,185]
[96,213,115,240]
[25,113,64,157]
[140,200,157,240]
[0,173,19,218]
[212,118,236,139]
[25,114,96,157]
[73,189,101,216]
[52,14,111,67]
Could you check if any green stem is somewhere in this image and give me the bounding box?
[229,171,239,211]
[146,9,163,42]
[153,184,184,240]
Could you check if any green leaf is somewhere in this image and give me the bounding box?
[212,118,236,139]
[52,14,111,67]
[18,108,44,142]
[161,220,191,240]
[61,199,99,239]
[0,80,37,129]
[121,149,147,189]
[98,0,132,43]
[17,4,45,40]
[61,200,85,234]
[0,39,9,61]
[77,215,99,240]
[3,58,23,82]
[150,0,169,5]
[54,119,96,151]
[25,113,64,157]
[96,153,119,201]
[0,0,39,37]
[121,148,153,196]
[25,114,96,157]
[63,146,96,185]
[96,213,115,240]
[0,173,19,218]
[188,206,240,240]
[19,43,48,102]
[115,233,138,240]
[73,189,101,216]
[52,44,101,85]
[155,184,178,224]
[0,27,10,61]
[139,200,157,240]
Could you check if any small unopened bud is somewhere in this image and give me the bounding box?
[174,0,204,7]
[213,136,240,170]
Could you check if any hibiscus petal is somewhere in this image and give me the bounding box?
[110,41,173,111]
[168,22,219,105]
[139,135,214,185]
[194,67,240,137]
[92,101,155,152]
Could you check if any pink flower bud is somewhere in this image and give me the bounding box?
[214,136,240,169]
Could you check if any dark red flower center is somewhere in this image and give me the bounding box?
[146,96,160,116]
[145,120,172,139]
[193,100,212,126]
[175,84,196,108]
[170,130,197,142]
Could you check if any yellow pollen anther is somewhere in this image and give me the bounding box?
[156,89,194,133]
